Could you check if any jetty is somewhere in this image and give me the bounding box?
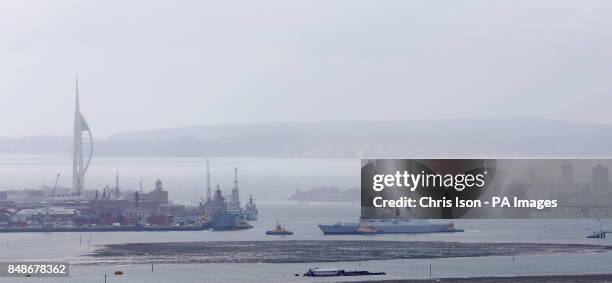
[586,231,610,239]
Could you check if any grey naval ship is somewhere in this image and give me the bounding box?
[318,219,463,235]
[245,194,258,220]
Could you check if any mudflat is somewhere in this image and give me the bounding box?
[91,240,610,264]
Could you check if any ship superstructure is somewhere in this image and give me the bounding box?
[228,167,241,211]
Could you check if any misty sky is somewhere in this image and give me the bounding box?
[1,0,611,137]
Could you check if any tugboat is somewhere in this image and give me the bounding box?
[266,220,293,236]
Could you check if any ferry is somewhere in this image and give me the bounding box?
[318,218,463,235]
[303,268,385,277]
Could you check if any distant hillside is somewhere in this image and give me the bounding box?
[3,119,612,157]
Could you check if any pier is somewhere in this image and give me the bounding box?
[587,231,610,239]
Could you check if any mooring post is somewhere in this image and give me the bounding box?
[429,263,432,277]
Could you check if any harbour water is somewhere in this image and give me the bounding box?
[1,156,611,282]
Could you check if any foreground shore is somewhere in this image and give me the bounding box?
[361,273,612,282]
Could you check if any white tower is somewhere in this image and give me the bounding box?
[229,167,241,210]
[72,76,93,196]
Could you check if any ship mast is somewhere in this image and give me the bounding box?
[115,169,120,200]
[206,159,211,202]
[229,167,240,209]
[234,167,238,192]
[139,177,143,193]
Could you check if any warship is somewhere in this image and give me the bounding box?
[245,195,258,220]
[200,163,254,230]
[205,184,252,230]
[318,218,463,235]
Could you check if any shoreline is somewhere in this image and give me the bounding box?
[0,226,209,233]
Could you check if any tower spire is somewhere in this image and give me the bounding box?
[75,74,79,108]
[72,75,93,197]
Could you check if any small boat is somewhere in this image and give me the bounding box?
[303,268,386,277]
[114,271,124,275]
[266,221,293,236]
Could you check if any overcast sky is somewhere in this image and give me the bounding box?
[1,0,611,137]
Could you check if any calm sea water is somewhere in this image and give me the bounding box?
[0,156,611,282]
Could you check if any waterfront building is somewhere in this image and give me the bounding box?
[15,207,79,227]
[592,164,610,192]
[0,209,17,228]
[561,161,574,183]
[149,179,169,203]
